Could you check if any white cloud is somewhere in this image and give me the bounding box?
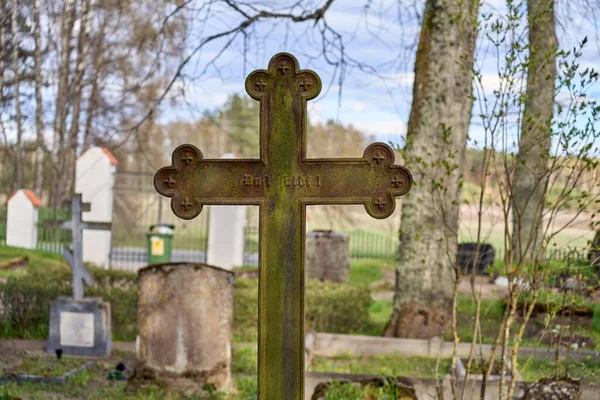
[351,119,407,136]
[350,101,368,112]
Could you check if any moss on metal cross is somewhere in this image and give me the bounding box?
[154,53,413,400]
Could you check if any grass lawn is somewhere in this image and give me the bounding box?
[4,356,88,377]
[348,258,395,288]
[518,356,600,384]
[2,349,598,399]
[0,246,65,271]
[309,354,451,379]
[0,349,258,400]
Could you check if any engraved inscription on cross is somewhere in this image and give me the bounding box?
[154,53,412,400]
[60,194,111,300]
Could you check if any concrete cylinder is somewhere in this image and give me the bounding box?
[132,263,234,393]
[306,230,350,283]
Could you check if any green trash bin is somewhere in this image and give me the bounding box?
[146,224,175,265]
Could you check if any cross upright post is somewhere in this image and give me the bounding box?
[154,52,412,400]
[61,194,112,300]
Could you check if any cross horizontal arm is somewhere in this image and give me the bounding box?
[60,221,72,231]
[154,144,267,219]
[80,222,112,231]
[298,144,411,218]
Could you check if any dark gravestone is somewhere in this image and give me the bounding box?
[457,243,495,274]
[306,230,350,283]
[47,297,111,358]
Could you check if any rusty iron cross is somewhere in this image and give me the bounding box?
[154,53,412,400]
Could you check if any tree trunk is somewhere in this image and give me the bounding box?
[65,0,93,196]
[51,0,75,206]
[33,0,45,196]
[11,0,23,189]
[511,0,557,263]
[83,17,107,151]
[384,0,480,339]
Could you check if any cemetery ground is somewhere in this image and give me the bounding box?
[1,247,600,398]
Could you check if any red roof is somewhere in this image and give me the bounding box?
[101,148,118,165]
[77,147,118,165]
[5,189,42,207]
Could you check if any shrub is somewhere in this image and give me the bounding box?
[87,286,138,341]
[0,268,138,341]
[306,280,372,334]
[233,278,259,343]
[233,278,372,342]
[88,265,137,291]
[1,268,372,342]
[0,275,69,338]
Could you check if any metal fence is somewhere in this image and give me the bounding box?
[348,230,398,259]
[0,205,71,253]
[110,171,209,271]
[241,227,591,265]
[241,228,398,266]
[36,207,72,253]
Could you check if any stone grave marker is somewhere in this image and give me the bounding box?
[75,146,117,268]
[306,230,350,283]
[206,153,247,269]
[47,194,113,358]
[6,189,41,249]
[154,52,413,399]
[132,263,234,392]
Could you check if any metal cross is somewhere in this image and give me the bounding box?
[154,53,413,400]
[60,194,111,300]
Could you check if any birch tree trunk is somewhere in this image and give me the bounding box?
[384,0,479,339]
[65,0,93,195]
[33,0,45,195]
[82,15,107,151]
[51,0,75,206]
[11,0,23,189]
[511,0,557,263]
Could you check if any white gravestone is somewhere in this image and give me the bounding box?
[6,189,41,249]
[75,147,117,268]
[206,153,247,269]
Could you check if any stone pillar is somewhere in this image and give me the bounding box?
[75,147,117,268]
[306,230,350,283]
[133,263,234,393]
[6,189,41,249]
[206,153,247,269]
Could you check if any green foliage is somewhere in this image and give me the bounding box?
[210,94,260,157]
[0,274,68,338]
[233,278,259,343]
[88,286,138,341]
[348,258,392,287]
[232,376,258,399]
[233,278,373,342]
[232,346,257,375]
[0,245,67,267]
[592,304,600,333]
[519,356,600,384]
[321,381,404,400]
[366,300,394,335]
[0,256,138,341]
[5,356,87,377]
[306,280,372,334]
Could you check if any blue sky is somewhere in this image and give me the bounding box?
[162,0,600,151]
